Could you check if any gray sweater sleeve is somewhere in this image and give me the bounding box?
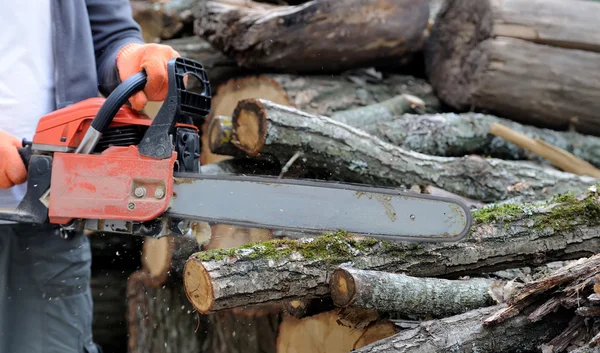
[86,0,146,97]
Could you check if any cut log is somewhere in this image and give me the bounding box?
[141,235,205,288]
[424,0,600,136]
[351,304,569,353]
[330,267,500,319]
[194,0,430,73]
[228,98,597,202]
[127,269,283,353]
[182,187,600,314]
[200,72,438,165]
[276,310,398,353]
[375,112,600,168]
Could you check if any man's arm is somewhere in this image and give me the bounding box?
[86,0,145,97]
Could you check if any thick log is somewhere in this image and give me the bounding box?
[131,0,194,42]
[375,112,600,168]
[194,0,430,73]
[330,267,499,319]
[276,310,398,353]
[351,304,569,353]
[127,270,283,353]
[182,187,600,314]
[228,98,596,202]
[424,0,600,136]
[200,72,439,164]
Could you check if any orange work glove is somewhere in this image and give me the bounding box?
[116,43,180,111]
[0,130,27,189]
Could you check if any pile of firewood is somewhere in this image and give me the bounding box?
[90,0,600,352]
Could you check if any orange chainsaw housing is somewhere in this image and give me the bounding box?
[31,97,198,225]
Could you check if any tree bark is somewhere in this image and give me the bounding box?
[329,267,499,319]
[200,71,438,164]
[182,187,600,314]
[131,0,194,42]
[228,98,597,202]
[374,112,600,168]
[424,0,600,136]
[328,94,426,135]
[127,270,283,353]
[351,304,569,353]
[194,0,429,73]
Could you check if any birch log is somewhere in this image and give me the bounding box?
[375,112,600,168]
[194,0,430,73]
[330,267,499,318]
[424,0,600,136]
[228,98,596,202]
[182,188,600,314]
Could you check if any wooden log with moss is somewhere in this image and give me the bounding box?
[424,0,600,136]
[330,267,500,319]
[351,304,570,353]
[374,112,600,168]
[182,187,600,314]
[194,0,430,73]
[224,98,596,202]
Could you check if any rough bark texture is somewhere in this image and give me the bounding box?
[229,98,597,202]
[194,0,429,73]
[424,0,600,136]
[131,0,195,42]
[374,112,600,168]
[200,71,439,164]
[351,304,569,353]
[182,187,600,314]
[330,267,498,319]
[328,94,425,135]
[127,270,283,353]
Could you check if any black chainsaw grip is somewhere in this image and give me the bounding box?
[90,71,147,133]
[17,139,32,171]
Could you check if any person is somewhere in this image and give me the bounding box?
[0,1,180,352]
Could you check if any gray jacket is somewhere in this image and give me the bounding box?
[52,0,145,108]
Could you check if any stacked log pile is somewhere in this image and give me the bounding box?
[114,0,600,352]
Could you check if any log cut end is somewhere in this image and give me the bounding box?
[330,268,356,308]
[232,98,268,156]
[208,115,240,157]
[141,237,171,286]
[201,76,291,164]
[424,0,493,110]
[183,258,214,313]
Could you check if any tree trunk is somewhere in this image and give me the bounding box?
[127,270,283,353]
[351,304,570,353]
[194,0,430,73]
[182,187,600,314]
[424,0,600,136]
[200,72,438,165]
[329,267,499,319]
[374,112,600,168]
[228,98,596,202]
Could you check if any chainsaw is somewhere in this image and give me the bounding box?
[0,57,472,243]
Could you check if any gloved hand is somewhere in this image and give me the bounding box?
[116,43,180,111]
[0,130,27,189]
